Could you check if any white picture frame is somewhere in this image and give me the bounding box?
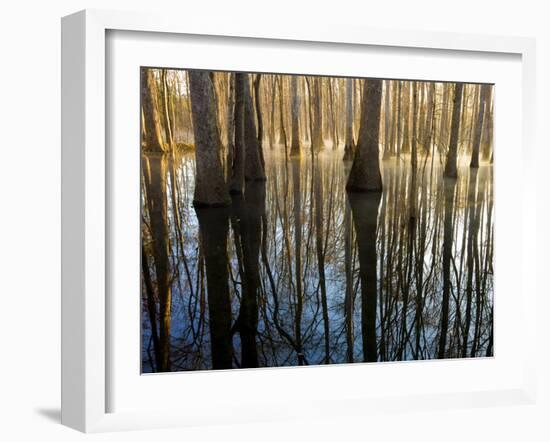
[61,9,537,433]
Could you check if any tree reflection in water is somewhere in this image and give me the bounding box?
[141,150,494,372]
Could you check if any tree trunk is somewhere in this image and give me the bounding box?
[311,77,324,151]
[443,83,463,179]
[229,73,245,194]
[346,79,383,192]
[188,71,231,207]
[343,78,355,160]
[289,76,301,157]
[470,84,490,168]
[253,74,264,149]
[161,70,175,153]
[410,82,418,219]
[141,69,167,153]
[243,74,266,181]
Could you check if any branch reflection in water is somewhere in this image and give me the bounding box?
[141,150,494,372]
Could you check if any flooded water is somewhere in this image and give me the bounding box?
[141,148,493,373]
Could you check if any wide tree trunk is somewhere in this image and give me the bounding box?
[346,79,383,192]
[141,69,167,153]
[188,71,231,207]
[243,75,266,181]
[443,83,463,178]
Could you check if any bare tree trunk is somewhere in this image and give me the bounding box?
[141,69,167,153]
[244,74,266,181]
[253,74,264,149]
[343,78,354,161]
[383,80,392,159]
[290,76,301,157]
[396,81,403,157]
[346,79,383,192]
[401,82,411,154]
[311,77,324,151]
[188,71,231,207]
[161,70,175,153]
[410,82,418,219]
[225,73,235,183]
[470,84,490,168]
[277,77,288,158]
[229,73,245,194]
[443,83,463,179]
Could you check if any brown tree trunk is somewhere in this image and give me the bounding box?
[229,73,245,194]
[161,70,175,153]
[290,76,301,157]
[346,79,383,192]
[243,74,266,181]
[343,78,355,161]
[188,71,231,207]
[470,84,490,168]
[141,69,167,153]
[253,74,264,149]
[443,83,463,179]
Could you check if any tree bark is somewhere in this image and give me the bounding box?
[343,78,355,161]
[470,84,490,168]
[443,83,463,179]
[229,73,246,194]
[346,79,383,192]
[290,76,301,157]
[141,69,167,153]
[188,71,231,207]
[243,74,266,181]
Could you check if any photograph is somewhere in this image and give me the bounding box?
[140,68,494,373]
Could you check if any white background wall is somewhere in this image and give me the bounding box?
[0,1,548,441]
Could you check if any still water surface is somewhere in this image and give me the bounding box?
[141,149,493,372]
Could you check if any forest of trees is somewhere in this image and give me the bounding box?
[140,68,494,372]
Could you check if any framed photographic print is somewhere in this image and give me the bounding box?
[61,9,537,432]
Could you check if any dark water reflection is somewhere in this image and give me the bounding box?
[141,149,493,372]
